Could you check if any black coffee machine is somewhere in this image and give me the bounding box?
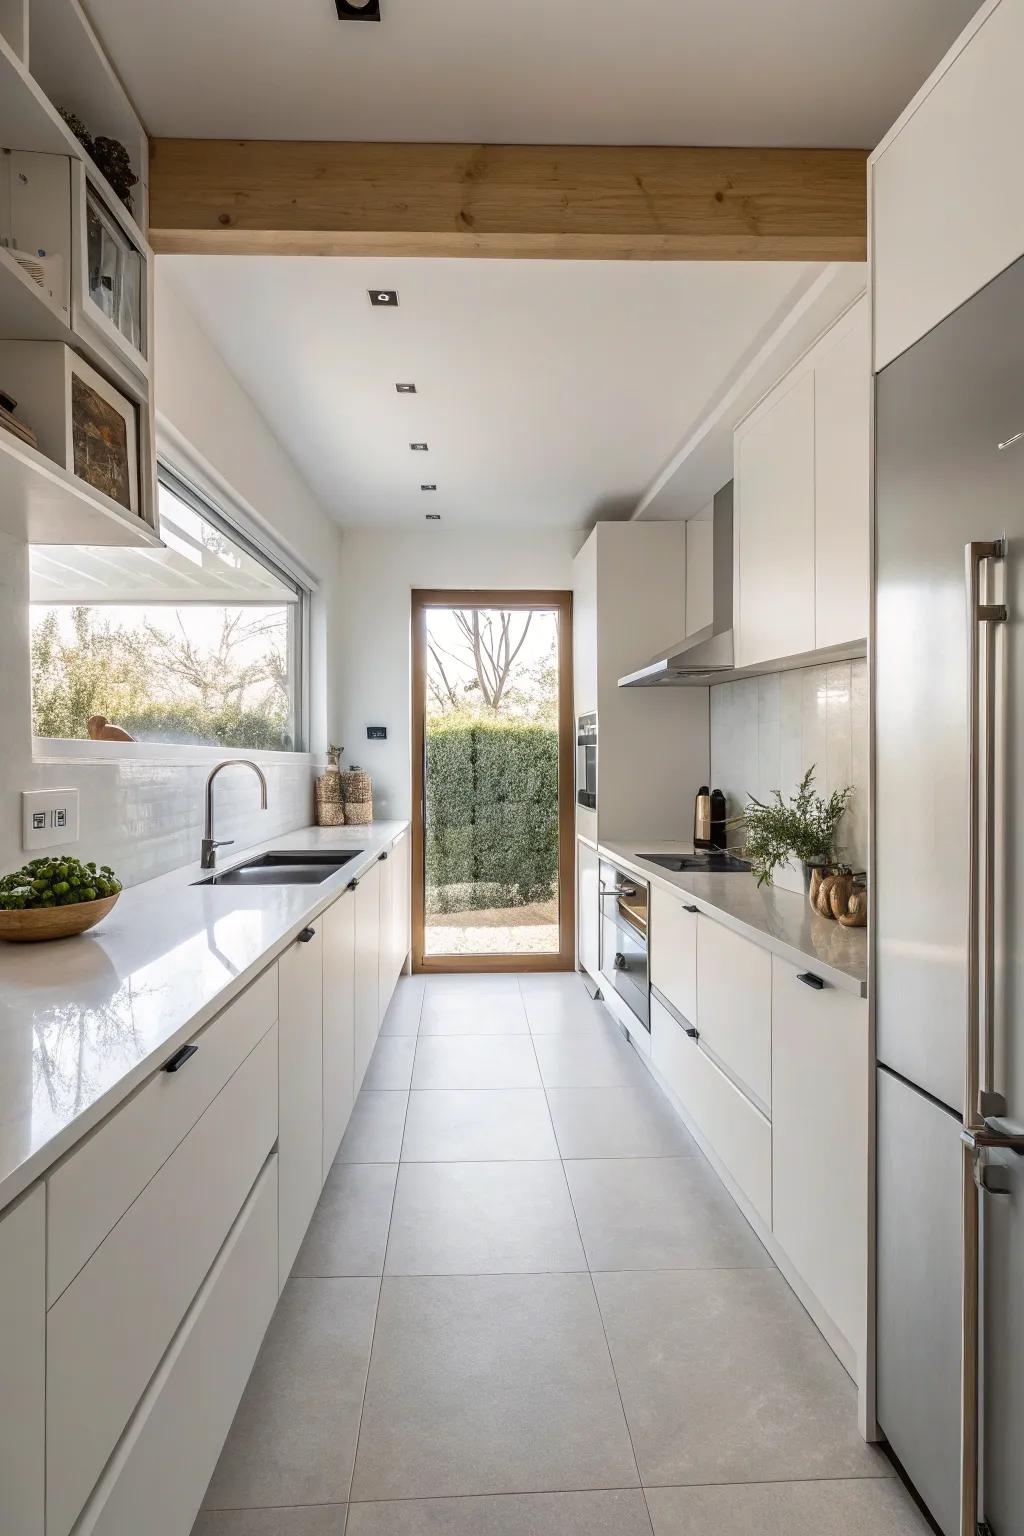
[693,786,728,850]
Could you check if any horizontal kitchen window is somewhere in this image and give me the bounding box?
[29,469,308,752]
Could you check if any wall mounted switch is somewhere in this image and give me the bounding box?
[22,787,79,850]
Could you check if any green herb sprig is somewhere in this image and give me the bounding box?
[740,766,852,887]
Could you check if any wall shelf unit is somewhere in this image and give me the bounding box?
[0,424,160,545]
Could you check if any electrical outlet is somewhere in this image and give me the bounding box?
[366,725,388,741]
[22,788,79,850]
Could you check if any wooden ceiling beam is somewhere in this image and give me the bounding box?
[148,140,867,260]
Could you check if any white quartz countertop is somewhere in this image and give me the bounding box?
[0,821,407,1214]
[599,840,868,999]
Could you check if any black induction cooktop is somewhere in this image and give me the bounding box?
[639,852,752,874]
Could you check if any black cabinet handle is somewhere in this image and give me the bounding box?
[379,850,389,861]
[298,927,316,943]
[684,1025,699,1041]
[349,877,360,890]
[163,1043,199,1073]
[797,972,825,990]
[683,904,699,914]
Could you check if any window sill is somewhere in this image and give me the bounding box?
[33,738,317,768]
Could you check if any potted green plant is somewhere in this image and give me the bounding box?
[739,766,853,890]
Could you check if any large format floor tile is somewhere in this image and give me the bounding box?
[381,978,424,1036]
[347,1489,654,1535]
[203,1278,379,1510]
[547,1085,696,1159]
[401,1089,559,1162]
[419,993,530,1034]
[363,1034,418,1090]
[411,1035,541,1089]
[351,1273,639,1501]
[192,1507,346,1535]
[594,1269,887,1487]
[292,1163,398,1277]
[533,1031,647,1088]
[425,974,521,997]
[384,1160,585,1275]
[564,1157,772,1272]
[645,1479,932,1535]
[522,989,612,1035]
[336,1091,409,1163]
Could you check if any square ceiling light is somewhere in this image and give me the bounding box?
[336,0,381,19]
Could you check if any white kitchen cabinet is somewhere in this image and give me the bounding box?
[871,0,1024,371]
[379,829,411,1012]
[322,887,356,1178]
[377,846,395,1024]
[696,916,772,1110]
[353,859,382,1090]
[278,928,324,1286]
[0,1184,45,1536]
[735,370,816,668]
[813,299,870,649]
[394,827,411,977]
[772,957,869,1376]
[576,837,601,980]
[649,884,698,1025]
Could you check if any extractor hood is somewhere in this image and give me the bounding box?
[618,481,734,688]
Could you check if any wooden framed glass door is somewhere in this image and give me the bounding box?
[411,589,575,973]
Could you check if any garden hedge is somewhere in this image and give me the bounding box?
[425,718,559,913]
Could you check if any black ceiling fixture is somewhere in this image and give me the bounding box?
[368,289,398,307]
[336,0,381,20]
[395,382,416,394]
[410,442,428,452]
[420,484,437,492]
[425,513,441,521]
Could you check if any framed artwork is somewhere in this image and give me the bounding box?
[69,357,138,512]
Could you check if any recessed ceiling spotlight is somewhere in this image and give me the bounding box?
[410,442,428,452]
[368,289,398,307]
[395,382,417,394]
[425,513,441,521]
[420,484,437,492]
[336,0,381,20]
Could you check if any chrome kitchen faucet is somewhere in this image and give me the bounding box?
[201,760,269,870]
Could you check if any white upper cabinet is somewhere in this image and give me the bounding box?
[735,370,816,668]
[735,296,869,669]
[871,0,1024,371]
[813,301,870,649]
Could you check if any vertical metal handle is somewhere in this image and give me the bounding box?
[961,537,1007,1536]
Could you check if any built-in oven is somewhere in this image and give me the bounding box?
[576,712,597,809]
[599,858,650,1032]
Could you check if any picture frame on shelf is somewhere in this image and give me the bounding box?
[71,162,150,383]
[0,340,139,514]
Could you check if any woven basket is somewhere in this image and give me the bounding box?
[340,768,372,804]
[314,768,345,827]
[343,800,372,825]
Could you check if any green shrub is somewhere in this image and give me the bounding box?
[425,718,558,914]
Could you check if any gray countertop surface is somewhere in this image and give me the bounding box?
[599,840,868,999]
[0,821,407,1215]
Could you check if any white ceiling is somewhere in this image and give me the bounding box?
[162,257,828,531]
[85,0,978,148]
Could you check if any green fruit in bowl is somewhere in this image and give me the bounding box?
[0,857,122,911]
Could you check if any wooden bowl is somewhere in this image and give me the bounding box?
[0,893,119,943]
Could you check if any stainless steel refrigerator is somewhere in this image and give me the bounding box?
[875,253,1024,1536]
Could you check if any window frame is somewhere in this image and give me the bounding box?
[30,462,312,759]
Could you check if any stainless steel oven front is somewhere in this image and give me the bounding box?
[599,859,650,1032]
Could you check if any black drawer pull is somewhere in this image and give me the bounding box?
[683,904,699,914]
[349,877,360,890]
[797,972,825,990]
[379,850,389,861]
[163,1043,198,1073]
[684,1025,699,1040]
[297,926,316,943]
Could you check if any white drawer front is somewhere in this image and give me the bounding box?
[75,1157,279,1536]
[0,1185,45,1536]
[650,884,698,1025]
[46,1025,278,1536]
[47,966,278,1305]
[696,916,772,1110]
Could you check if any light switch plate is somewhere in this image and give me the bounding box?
[22,787,79,850]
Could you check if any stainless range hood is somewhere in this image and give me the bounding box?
[618,481,734,688]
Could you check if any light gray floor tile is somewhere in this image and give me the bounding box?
[564,1157,772,1272]
[594,1269,888,1487]
[533,1031,647,1088]
[516,972,591,996]
[350,1273,639,1501]
[384,1161,585,1275]
[419,994,530,1034]
[347,1489,653,1535]
[292,1162,398,1277]
[203,1278,379,1510]
[645,1479,931,1535]
[363,1035,418,1090]
[336,1091,409,1163]
[192,1507,346,1535]
[425,973,521,996]
[523,991,618,1035]
[547,1085,696,1159]
[381,980,424,1036]
[401,1090,559,1162]
[411,1035,541,1090]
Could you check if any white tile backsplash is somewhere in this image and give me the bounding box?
[711,658,868,884]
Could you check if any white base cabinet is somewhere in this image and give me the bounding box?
[576,837,601,980]
[354,860,382,1090]
[322,887,356,1178]
[0,1184,45,1536]
[649,883,697,1025]
[277,928,325,1287]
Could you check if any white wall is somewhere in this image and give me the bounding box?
[335,528,584,819]
[0,270,347,886]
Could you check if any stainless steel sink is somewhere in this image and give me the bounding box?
[194,851,362,886]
